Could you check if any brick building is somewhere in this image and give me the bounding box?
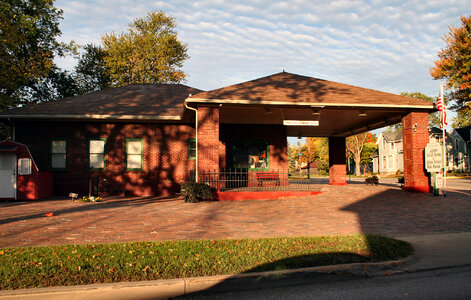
[0,72,435,198]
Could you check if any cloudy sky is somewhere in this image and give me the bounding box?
[55,0,470,98]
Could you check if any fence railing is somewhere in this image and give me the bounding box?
[190,169,327,191]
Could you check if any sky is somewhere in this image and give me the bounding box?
[54,0,470,140]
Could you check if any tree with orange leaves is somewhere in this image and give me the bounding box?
[430,15,471,112]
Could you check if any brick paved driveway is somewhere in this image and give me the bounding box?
[1,180,471,248]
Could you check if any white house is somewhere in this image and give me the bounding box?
[373,127,465,174]
[374,130,403,174]
[450,126,471,172]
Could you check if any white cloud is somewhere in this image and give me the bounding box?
[54,0,471,96]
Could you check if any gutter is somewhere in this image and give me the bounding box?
[0,114,181,121]
[184,103,198,182]
[7,117,15,140]
[185,98,435,110]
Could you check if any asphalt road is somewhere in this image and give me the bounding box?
[181,265,471,300]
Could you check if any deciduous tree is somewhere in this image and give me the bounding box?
[346,133,369,176]
[75,44,111,94]
[0,0,69,109]
[101,11,189,86]
[430,15,471,111]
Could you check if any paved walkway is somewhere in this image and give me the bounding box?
[1,181,471,248]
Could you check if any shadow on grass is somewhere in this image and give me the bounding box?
[177,235,412,299]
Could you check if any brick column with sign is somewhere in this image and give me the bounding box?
[402,112,431,193]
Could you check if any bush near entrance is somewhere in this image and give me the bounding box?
[0,234,412,290]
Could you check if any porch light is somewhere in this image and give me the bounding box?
[358,111,368,117]
[264,108,273,115]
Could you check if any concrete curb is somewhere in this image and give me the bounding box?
[0,256,413,299]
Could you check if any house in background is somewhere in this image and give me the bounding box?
[373,126,465,174]
[450,126,471,172]
[374,130,403,174]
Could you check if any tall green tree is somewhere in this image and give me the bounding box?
[74,44,112,94]
[0,0,68,110]
[15,65,78,104]
[430,15,471,111]
[101,11,189,86]
[452,104,471,128]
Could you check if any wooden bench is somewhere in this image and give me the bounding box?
[256,172,280,187]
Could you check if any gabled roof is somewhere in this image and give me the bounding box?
[429,127,443,135]
[382,130,403,142]
[455,125,471,142]
[0,84,203,121]
[188,72,435,109]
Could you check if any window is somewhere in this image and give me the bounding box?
[51,139,67,169]
[89,139,106,169]
[188,138,196,159]
[388,155,394,169]
[232,140,269,170]
[126,138,143,170]
[18,158,32,175]
[382,156,386,170]
[391,142,395,150]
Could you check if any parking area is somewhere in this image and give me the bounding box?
[1,178,470,248]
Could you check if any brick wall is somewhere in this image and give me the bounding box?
[15,121,196,196]
[402,112,430,193]
[328,137,347,185]
[197,106,221,173]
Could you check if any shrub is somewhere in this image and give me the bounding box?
[81,196,103,202]
[365,175,379,185]
[180,182,213,203]
[317,160,329,176]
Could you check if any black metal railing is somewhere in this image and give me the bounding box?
[190,169,327,191]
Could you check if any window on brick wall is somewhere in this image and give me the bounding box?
[188,138,196,159]
[51,139,67,170]
[89,139,106,169]
[126,138,143,170]
[232,140,269,170]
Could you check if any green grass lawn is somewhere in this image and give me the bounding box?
[0,234,412,290]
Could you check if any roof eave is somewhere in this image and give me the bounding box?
[1,114,182,121]
[185,98,435,110]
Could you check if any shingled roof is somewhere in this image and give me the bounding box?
[382,130,403,142]
[455,125,471,142]
[1,84,202,120]
[188,72,434,109]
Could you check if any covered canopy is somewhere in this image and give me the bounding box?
[187,72,436,137]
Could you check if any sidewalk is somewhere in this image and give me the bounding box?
[1,232,471,300]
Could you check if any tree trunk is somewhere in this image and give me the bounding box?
[355,153,361,176]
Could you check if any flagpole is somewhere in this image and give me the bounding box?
[440,81,447,197]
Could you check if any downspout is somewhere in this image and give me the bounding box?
[184,103,198,182]
[7,118,15,140]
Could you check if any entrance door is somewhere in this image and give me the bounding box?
[0,152,16,198]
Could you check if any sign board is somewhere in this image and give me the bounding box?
[283,120,319,126]
[425,141,442,172]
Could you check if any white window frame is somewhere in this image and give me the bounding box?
[89,139,106,169]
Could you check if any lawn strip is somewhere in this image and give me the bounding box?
[0,234,412,290]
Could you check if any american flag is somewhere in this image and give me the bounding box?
[437,96,447,128]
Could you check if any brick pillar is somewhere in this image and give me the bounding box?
[402,112,430,193]
[197,106,220,174]
[329,136,347,185]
